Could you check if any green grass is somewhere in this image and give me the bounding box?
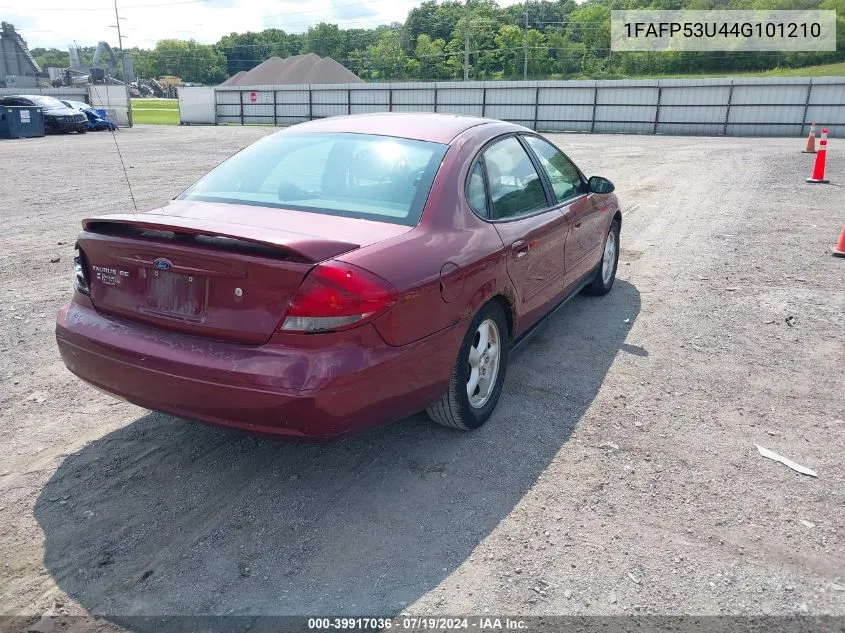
[131,98,179,125]
[754,61,845,77]
[615,60,845,80]
[132,108,180,125]
[131,98,179,109]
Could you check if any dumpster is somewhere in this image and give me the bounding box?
[0,106,46,139]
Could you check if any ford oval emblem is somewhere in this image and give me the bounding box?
[153,258,172,271]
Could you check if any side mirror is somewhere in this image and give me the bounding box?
[588,176,615,194]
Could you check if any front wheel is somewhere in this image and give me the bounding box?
[583,218,620,296]
[426,301,509,431]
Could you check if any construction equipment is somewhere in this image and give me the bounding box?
[51,68,89,88]
[0,22,43,88]
[146,76,183,98]
[51,41,137,89]
[89,41,117,83]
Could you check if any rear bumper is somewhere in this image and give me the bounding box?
[55,299,464,439]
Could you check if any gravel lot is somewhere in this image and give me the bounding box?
[1,125,843,630]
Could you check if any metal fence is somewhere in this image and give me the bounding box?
[178,77,845,137]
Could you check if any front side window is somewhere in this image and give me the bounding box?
[482,137,548,220]
[180,132,448,226]
[524,135,586,203]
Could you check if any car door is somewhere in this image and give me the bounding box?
[522,135,603,292]
[469,135,571,331]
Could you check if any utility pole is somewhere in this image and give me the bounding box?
[112,0,132,125]
[113,0,126,80]
[464,0,470,81]
[523,2,529,80]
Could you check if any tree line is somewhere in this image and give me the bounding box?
[31,0,845,84]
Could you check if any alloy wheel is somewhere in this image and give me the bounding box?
[466,318,501,409]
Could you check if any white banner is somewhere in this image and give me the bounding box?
[611,10,837,52]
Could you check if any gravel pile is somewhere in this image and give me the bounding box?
[223,53,363,86]
[219,70,247,86]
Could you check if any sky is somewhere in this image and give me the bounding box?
[5,0,525,51]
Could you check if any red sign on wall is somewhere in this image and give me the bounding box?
[249,92,257,104]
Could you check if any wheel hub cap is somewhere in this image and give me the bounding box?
[467,319,501,409]
[602,230,617,285]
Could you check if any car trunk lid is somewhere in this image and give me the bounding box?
[77,201,411,344]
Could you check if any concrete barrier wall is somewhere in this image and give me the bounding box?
[86,85,131,127]
[199,77,845,138]
[178,87,215,125]
[0,87,88,102]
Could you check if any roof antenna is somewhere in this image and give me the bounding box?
[90,82,138,213]
[91,0,138,213]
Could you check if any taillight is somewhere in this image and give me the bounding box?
[74,246,90,295]
[280,261,397,333]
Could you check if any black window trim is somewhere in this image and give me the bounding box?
[463,132,560,225]
[465,158,492,219]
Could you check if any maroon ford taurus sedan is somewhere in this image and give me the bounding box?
[56,113,621,439]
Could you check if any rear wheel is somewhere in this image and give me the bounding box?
[583,218,620,296]
[426,301,509,431]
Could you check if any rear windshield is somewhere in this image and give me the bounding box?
[179,131,448,226]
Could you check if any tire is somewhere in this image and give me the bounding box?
[426,301,509,431]
[78,128,87,134]
[583,218,620,297]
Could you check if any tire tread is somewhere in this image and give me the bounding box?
[425,302,508,431]
[583,219,621,296]
[426,371,471,430]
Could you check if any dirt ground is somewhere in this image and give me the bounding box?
[1,125,843,630]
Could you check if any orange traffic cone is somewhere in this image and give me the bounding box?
[806,128,830,184]
[832,225,845,258]
[802,122,817,153]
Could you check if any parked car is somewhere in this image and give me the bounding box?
[0,95,87,134]
[60,99,91,112]
[61,100,119,131]
[55,113,621,440]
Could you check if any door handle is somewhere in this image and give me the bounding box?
[512,240,529,259]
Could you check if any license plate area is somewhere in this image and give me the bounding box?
[145,270,207,319]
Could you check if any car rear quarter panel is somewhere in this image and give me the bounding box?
[338,122,525,348]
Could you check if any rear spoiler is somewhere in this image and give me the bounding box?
[82,213,360,263]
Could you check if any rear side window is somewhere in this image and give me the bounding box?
[524,136,586,203]
[483,137,548,220]
[180,132,448,226]
[466,162,488,217]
